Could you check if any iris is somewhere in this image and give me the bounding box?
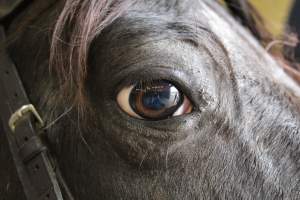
[129,80,184,120]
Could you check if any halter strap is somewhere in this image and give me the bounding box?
[0,27,64,200]
[0,0,24,19]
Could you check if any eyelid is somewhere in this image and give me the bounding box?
[112,66,190,93]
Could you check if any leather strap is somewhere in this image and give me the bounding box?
[0,27,64,200]
[0,0,24,19]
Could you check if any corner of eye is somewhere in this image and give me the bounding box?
[173,96,193,117]
[116,85,143,119]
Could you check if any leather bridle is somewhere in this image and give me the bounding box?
[0,1,71,200]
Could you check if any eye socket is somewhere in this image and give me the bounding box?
[117,80,193,120]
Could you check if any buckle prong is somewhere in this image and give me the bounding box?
[9,104,44,132]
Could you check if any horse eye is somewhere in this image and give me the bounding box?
[117,80,192,120]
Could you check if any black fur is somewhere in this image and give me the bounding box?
[1,0,300,199]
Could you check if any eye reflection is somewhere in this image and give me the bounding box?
[117,80,192,120]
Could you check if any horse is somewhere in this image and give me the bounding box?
[0,0,300,199]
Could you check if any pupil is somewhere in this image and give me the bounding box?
[129,80,184,120]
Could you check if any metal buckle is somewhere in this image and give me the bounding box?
[8,104,44,132]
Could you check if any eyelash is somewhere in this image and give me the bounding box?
[115,76,187,98]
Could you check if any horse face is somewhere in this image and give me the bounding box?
[6,0,300,199]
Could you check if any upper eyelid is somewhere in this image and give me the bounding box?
[112,66,191,97]
[112,64,178,81]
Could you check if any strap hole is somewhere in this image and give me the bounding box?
[14,93,18,97]
[5,70,9,75]
[34,164,40,171]
[24,137,29,141]
[45,193,50,199]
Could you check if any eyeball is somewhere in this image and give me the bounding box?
[117,80,192,120]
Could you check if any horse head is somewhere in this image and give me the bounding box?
[1,0,300,199]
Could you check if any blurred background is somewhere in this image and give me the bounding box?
[251,0,294,36]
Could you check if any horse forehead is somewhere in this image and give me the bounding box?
[87,0,298,97]
[128,0,202,16]
[127,1,299,94]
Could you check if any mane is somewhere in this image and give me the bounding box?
[50,0,300,109]
[50,0,131,110]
